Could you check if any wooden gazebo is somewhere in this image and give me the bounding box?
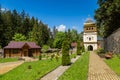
[4,41,41,58]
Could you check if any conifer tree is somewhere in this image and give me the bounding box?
[77,41,81,55]
[62,40,70,66]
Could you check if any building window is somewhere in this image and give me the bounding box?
[89,37,91,41]
[90,27,91,30]
[13,49,19,54]
[30,49,35,53]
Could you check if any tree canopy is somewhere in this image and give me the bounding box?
[0,5,83,48]
[53,32,66,49]
[95,0,120,37]
[12,33,26,41]
[0,7,52,47]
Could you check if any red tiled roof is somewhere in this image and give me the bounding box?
[4,41,41,49]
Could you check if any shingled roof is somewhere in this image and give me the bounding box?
[4,41,41,49]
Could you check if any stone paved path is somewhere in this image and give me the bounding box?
[0,61,24,74]
[88,51,120,80]
[41,56,80,80]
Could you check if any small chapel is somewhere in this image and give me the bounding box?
[83,18,98,51]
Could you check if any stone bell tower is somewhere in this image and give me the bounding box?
[83,18,97,51]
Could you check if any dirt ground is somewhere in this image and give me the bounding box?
[0,61,24,74]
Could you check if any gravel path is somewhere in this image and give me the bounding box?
[41,56,80,80]
[0,61,24,74]
[88,51,120,80]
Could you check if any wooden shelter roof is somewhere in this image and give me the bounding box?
[4,41,41,49]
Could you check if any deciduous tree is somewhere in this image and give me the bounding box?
[95,0,120,37]
[12,33,26,41]
[53,32,65,49]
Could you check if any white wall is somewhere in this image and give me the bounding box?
[84,44,97,51]
[83,32,97,51]
[83,32,97,42]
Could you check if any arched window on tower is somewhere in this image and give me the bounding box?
[89,37,91,41]
[92,27,93,30]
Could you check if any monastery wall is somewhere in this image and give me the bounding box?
[104,28,120,53]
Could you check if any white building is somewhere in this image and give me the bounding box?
[83,18,97,51]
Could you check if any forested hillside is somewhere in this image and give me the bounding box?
[0,5,82,48]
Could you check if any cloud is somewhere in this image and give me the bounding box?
[1,8,9,11]
[57,24,66,32]
[1,8,5,11]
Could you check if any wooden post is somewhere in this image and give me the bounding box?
[20,49,22,57]
[35,49,37,56]
[10,49,11,57]
[4,49,6,58]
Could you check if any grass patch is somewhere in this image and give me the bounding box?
[0,58,61,80]
[70,53,77,59]
[58,52,89,80]
[104,55,120,76]
[0,58,18,63]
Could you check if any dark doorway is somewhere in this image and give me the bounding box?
[88,45,93,51]
[24,51,28,56]
[28,50,33,57]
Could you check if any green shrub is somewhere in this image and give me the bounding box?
[51,54,55,60]
[82,45,85,52]
[97,48,105,54]
[77,41,81,55]
[74,54,76,58]
[116,54,120,59]
[39,54,42,60]
[55,53,60,61]
[28,65,32,69]
[42,45,49,53]
[62,40,70,66]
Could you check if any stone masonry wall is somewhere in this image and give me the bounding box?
[105,28,120,53]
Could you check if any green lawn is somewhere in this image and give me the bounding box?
[58,52,89,80]
[104,55,120,76]
[0,58,18,63]
[0,58,61,80]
